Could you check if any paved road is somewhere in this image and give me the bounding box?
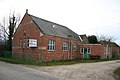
[0,61,70,80]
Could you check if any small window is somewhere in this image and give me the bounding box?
[81,48,91,54]
[88,48,90,53]
[72,43,77,51]
[81,48,84,53]
[48,40,55,51]
[62,42,68,51]
[84,48,87,53]
[104,47,109,54]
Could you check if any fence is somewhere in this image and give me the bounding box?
[12,53,45,62]
[3,51,12,58]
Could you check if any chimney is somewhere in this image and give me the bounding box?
[26,9,28,14]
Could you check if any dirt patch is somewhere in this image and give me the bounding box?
[25,60,120,80]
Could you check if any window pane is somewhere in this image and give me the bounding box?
[88,48,90,53]
[84,48,87,53]
[73,43,77,51]
[48,40,51,44]
[81,48,84,53]
[48,40,55,51]
[62,42,68,51]
[50,46,52,50]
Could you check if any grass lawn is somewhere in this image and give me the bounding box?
[0,57,95,66]
[0,57,120,66]
[114,67,120,80]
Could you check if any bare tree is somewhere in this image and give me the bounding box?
[0,12,20,51]
[0,17,9,43]
[97,34,116,42]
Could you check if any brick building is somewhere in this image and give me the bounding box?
[79,44,106,59]
[79,35,106,59]
[12,10,81,61]
[78,35,119,59]
[12,10,120,61]
[100,41,120,58]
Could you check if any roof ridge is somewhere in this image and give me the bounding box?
[28,14,79,35]
[29,14,66,27]
[28,13,80,40]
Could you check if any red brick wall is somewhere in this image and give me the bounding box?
[12,13,81,61]
[79,44,105,59]
[111,47,120,57]
[38,35,80,60]
[112,47,120,54]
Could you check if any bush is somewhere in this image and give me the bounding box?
[114,67,120,80]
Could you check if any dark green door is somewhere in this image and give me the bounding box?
[84,52,88,59]
[83,48,88,59]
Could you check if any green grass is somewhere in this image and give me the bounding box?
[0,57,94,66]
[95,58,120,62]
[114,67,120,80]
[0,57,48,66]
[0,57,120,66]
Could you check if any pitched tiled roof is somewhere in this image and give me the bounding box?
[100,41,120,47]
[79,34,89,44]
[29,14,80,41]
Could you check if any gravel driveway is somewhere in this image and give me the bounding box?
[26,60,120,80]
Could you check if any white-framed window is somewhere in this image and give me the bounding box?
[104,46,110,54]
[48,40,55,51]
[72,43,77,51]
[62,42,68,51]
[81,48,91,54]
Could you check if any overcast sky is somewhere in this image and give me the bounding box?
[0,0,120,45]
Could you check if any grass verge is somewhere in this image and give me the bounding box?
[0,57,95,66]
[0,57,120,66]
[113,67,120,80]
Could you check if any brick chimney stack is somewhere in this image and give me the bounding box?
[26,9,28,14]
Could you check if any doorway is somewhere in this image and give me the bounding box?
[81,48,90,59]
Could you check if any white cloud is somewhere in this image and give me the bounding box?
[0,0,120,45]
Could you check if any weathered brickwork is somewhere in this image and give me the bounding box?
[12,13,81,61]
[13,11,119,61]
[79,44,106,59]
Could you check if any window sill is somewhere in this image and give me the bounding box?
[73,50,77,52]
[62,50,68,52]
[81,53,91,54]
[48,50,55,52]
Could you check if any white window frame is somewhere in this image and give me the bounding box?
[72,43,77,51]
[81,48,91,54]
[62,42,68,51]
[104,46,110,54]
[48,40,55,51]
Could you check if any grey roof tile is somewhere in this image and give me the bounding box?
[29,14,80,41]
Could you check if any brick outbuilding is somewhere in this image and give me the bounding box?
[79,44,106,59]
[100,41,120,58]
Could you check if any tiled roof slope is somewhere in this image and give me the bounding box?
[100,41,120,47]
[79,34,89,44]
[29,14,80,41]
